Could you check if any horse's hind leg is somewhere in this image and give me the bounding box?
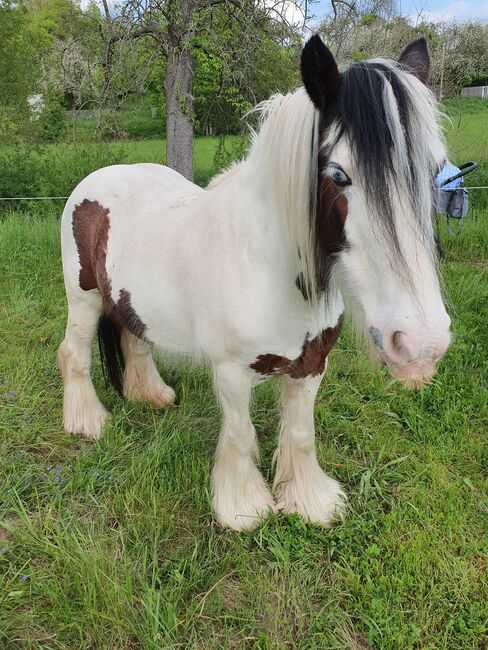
[57,290,108,440]
[274,371,346,526]
[120,329,175,408]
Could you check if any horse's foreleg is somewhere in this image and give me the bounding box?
[121,329,175,408]
[57,291,108,440]
[212,362,275,531]
[274,370,346,525]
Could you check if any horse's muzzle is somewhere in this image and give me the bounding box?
[369,325,451,388]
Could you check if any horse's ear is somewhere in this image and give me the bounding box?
[398,38,430,84]
[301,34,341,110]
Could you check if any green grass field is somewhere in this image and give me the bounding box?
[0,110,487,648]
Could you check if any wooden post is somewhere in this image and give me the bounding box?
[438,42,446,101]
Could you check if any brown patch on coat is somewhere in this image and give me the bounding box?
[112,289,146,340]
[72,199,110,291]
[71,199,147,340]
[319,175,348,252]
[314,172,349,291]
[250,314,343,378]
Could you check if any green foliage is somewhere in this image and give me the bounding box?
[212,134,249,175]
[442,97,488,211]
[0,144,127,209]
[92,109,127,141]
[359,13,379,26]
[32,94,67,143]
[0,0,87,141]
[0,136,243,208]
[193,13,299,136]
[0,107,24,145]
[0,2,40,118]
[351,49,370,61]
[122,109,166,139]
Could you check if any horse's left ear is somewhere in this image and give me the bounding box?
[301,34,341,110]
[398,38,430,84]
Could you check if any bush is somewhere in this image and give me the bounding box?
[0,143,127,213]
[32,95,67,143]
[122,109,165,139]
[212,134,248,175]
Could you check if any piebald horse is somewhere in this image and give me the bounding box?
[58,36,451,530]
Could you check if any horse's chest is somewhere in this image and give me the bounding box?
[250,314,343,379]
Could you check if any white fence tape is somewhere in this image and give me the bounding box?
[1,189,488,202]
[0,196,69,201]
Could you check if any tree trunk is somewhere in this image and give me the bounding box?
[165,17,194,182]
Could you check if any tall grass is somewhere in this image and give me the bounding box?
[0,136,242,212]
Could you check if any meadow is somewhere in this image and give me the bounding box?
[0,102,487,649]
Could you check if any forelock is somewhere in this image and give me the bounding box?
[329,59,444,262]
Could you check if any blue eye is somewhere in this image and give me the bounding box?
[327,164,351,188]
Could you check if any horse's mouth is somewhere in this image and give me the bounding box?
[370,344,438,389]
[388,363,436,389]
[381,356,437,389]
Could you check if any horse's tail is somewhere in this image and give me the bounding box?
[97,315,124,395]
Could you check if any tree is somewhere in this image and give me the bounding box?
[192,9,300,135]
[103,0,308,181]
[319,0,397,56]
[0,0,79,141]
[318,9,488,99]
[434,22,488,94]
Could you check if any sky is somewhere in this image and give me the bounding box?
[313,0,488,22]
[81,0,488,23]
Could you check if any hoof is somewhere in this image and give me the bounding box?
[213,459,276,531]
[275,468,346,526]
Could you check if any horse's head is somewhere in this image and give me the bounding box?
[301,35,450,387]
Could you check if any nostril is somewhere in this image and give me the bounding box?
[391,331,406,353]
[389,330,414,363]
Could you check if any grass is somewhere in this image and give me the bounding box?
[65,109,165,142]
[0,137,241,209]
[1,127,487,648]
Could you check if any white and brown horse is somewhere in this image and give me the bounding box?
[58,36,451,530]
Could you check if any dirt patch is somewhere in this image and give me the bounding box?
[469,260,487,268]
[338,621,375,650]
[0,516,23,545]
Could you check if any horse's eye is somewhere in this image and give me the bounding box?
[327,164,351,188]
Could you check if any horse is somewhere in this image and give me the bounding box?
[58,35,451,531]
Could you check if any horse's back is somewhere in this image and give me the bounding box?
[63,163,201,221]
[60,163,203,295]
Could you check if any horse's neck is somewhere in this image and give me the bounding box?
[216,160,296,259]
[211,161,342,329]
